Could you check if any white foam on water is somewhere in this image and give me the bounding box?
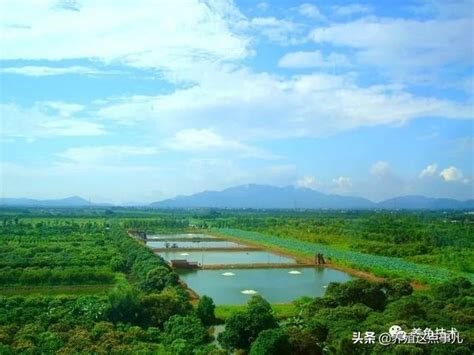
[241,289,258,295]
[288,270,302,275]
[323,285,328,288]
[222,272,235,276]
[180,253,190,256]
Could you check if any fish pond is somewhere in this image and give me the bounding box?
[147,233,212,240]
[159,250,295,265]
[177,267,354,304]
[147,240,245,249]
[150,233,355,304]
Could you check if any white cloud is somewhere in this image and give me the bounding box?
[297,3,324,19]
[332,4,372,17]
[1,66,105,76]
[310,17,473,79]
[251,17,302,44]
[96,69,472,139]
[439,166,464,182]
[332,176,352,189]
[38,101,84,116]
[1,0,251,82]
[278,50,351,68]
[297,175,319,189]
[164,129,278,159]
[371,161,391,176]
[165,129,241,151]
[419,163,438,178]
[0,103,105,139]
[56,145,159,165]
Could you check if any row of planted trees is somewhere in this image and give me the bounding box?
[0,222,220,353]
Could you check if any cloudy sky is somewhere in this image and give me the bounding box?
[0,0,473,204]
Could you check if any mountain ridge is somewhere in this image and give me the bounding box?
[150,184,474,210]
[2,185,472,209]
[0,196,100,207]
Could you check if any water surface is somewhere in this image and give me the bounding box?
[147,233,212,240]
[178,267,353,304]
[159,250,295,265]
[147,240,244,249]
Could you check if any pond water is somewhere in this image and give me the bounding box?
[158,250,296,265]
[178,267,354,304]
[149,233,355,305]
[147,233,211,240]
[147,240,245,249]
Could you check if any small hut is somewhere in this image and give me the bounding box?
[314,253,326,265]
[170,259,200,269]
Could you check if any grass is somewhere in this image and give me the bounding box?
[215,303,297,322]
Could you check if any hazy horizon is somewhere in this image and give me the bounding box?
[1,0,473,204]
[2,182,474,206]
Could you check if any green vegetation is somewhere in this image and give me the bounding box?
[193,209,474,284]
[218,295,278,350]
[0,208,473,354]
[0,214,218,353]
[213,227,471,283]
[196,296,217,326]
[217,278,473,354]
[215,303,297,322]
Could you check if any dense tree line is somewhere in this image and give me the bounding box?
[0,267,116,286]
[217,278,473,354]
[0,216,222,353]
[122,218,189,232]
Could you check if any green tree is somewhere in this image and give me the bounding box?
[139,266,178,293]
[246,295,278,335]
[393,345,423,354]
[195,295,216,326]
[107,285,140,323]
[138,288,190,328]
[162,315,209,347]
[217,312,250,351]
[285,326,323,355]
[433,277,472,300]
[384,279,413,299]
[218,295,277,351]
[36,332,64,353]
[249,328,290,355]
[110,256,128,272]
[326,279,387,310]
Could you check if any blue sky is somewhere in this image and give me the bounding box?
[0,0,473,204]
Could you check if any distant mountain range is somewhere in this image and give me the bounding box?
[150,184,474,210]
[376,195,474,210]
[0,196,97,207]
[2,185,473,210]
